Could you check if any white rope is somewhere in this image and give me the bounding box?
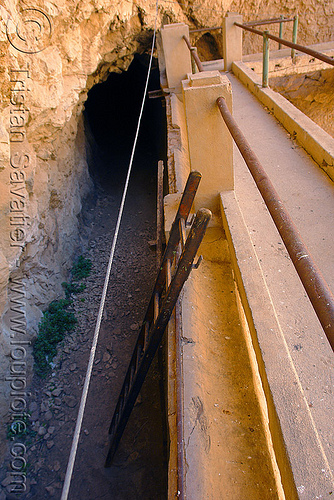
[61,2,159,497]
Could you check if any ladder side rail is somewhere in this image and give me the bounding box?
[105,208,211,466]
[140,170,202,326]
[107,172,203,443]
[154,171,202,291]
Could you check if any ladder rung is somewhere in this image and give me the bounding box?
[154,292,159,322]
[166,258,171,290]
[124,382,129,399]
[179,218,186,250]
[105,172,210,468]
[130,364,135,385]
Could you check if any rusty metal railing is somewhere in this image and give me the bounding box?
[243,16,297,52]
[189,26,222,34]
[250,15,297,54]
[244,17,295,27]
[235,22,334,67]
[183,35,204,72]
[236,19,334,87]
[217,96,334,352]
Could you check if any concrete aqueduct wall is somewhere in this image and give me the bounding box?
[0,0,332,461]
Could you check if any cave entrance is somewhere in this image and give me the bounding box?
[84,53,166,188]
[73,54,168,498]
[195,32,222,61]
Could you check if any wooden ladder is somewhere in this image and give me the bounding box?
[105,170,211,466]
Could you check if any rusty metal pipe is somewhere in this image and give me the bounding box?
[235,22,334,67]
[244,17,294,27]
[189,26,222,33]
[217,96,334,351]
[183,35,204,72]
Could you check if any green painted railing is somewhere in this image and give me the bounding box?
[236,16,334,88]
[241,15,298,87]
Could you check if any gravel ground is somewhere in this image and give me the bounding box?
[1,55,168,499]
[0,147,167,500]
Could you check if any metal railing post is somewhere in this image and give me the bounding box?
[183,35,204,72]
[191,47,198,73]
[278,15,284,49]
[291,15,298,59]
[262,30,269,87]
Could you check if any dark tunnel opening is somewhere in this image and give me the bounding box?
[195,32,221,61]
[84,53,166,188]
[76,54,168,499]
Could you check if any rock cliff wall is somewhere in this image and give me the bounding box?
[0,0,332,455]
[231,0,333,54]
[271,68,334,139]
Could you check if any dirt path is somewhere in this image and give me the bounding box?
[1,145,167,499]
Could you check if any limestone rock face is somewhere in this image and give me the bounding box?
[271,68,334,139]
[0,0,189,457]
[0,0,332,456]
[231,0,334,55]
[0,3,181,331]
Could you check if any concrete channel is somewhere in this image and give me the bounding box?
[159,22,334,500]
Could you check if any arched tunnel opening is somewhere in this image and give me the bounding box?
[84,53,166,187]
[195,32,222,62]
[73,54,168,498]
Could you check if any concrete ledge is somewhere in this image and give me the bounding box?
[202,59,224,72]
[220,190,334,499]
[231,60,334,182]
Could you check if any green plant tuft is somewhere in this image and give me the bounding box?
[33,255,91,378]
[62,281,86,298]
[33,300,77,377]
[71,256,92,281]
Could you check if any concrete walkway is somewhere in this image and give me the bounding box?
[222,72,334,497]
[160,23,334,496]
[227,72,334,292]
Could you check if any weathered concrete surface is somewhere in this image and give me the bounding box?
[165,62,334,498]
[165,70,287,498]
[181,230,283,499]
[161,23,192,90]
[223,12,243,71]
[232,60,334,181]
[182,71,233,213]
[221,73,334,498]
[163,213,284,499]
